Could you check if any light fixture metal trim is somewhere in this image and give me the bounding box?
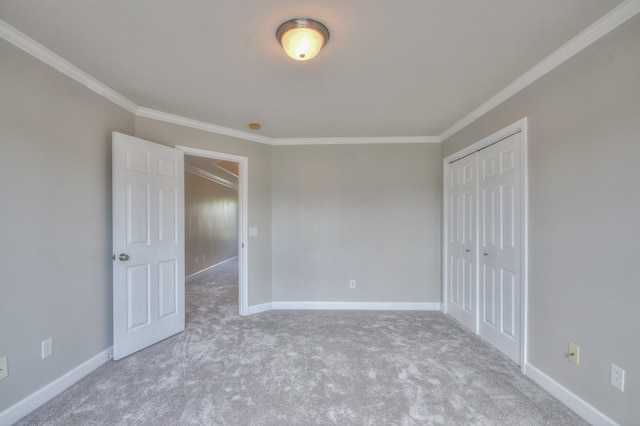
[276,18,330,61]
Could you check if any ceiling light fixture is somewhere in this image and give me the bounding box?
[276,18,329,61]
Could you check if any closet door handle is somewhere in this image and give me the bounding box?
[465,249,471,252]
[483,252,489,256]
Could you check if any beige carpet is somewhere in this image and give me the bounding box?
[17,259,586,425]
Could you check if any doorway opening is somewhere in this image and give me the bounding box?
[178,146,249,316]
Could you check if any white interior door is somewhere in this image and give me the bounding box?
[112,132,185,360]
[444,121,526,367]
[446,153,477,331]
[478,132,522,364]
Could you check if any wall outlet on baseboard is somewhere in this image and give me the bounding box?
[567,342,579,366]
[42,338,53,359]
[0,356,8,380]
[610,364,625,392]
[349,279,356,289]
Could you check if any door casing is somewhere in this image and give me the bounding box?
[442,118,529,372]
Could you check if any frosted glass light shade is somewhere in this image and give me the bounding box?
[277,19,329,61]
[281,27,324,61]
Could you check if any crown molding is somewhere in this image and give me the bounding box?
[185,164,238,189]
[270,135,440,146]
[6,0,637,148]
[137,108,440,145]
[136,108,273,144]
[439,0,640,142]
[0,19,138,114]
[0,18,439,146]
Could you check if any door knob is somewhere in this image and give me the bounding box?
[119,253,130,261]
[483,252,489,256]
[465,249,471,252]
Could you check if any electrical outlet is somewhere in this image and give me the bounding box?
[0,357,8,380]
[42,338,53,359]
[610,364,625,392]
[349,279,356,289]
[567,342,580,366]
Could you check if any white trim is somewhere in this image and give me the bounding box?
[0,347,112,426]
[137,108,273,145]
[0,21,435,146]
[0,21,438,146]
[185,256,238,283]
[439,0,640,141]
[213,163,239,178]
[525,363,618,426]
[0,20,138,114]
[247,302,442,314]
[246,302,273,315]
[185,164,237,189]
[4,1,638,146]
[443,119,527,164]
[442,118,529,372]
[270,136,440,146]
[138,109,440,145]
[271,302,442,311]
[176,146,249,316]
[520,119,529,372]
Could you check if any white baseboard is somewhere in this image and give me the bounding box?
[525,363,617,426]
[271,301,442,311]
[185,256,238,283]
[0,347,113,426]
[246,302,273,315]
[246,301,441,315]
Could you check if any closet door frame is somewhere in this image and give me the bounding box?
[442,118,529,372]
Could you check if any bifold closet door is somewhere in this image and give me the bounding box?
[477,132,522,364]
[446,153,477,331]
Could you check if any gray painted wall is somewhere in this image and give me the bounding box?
[272,144,442,303]
[3,9,638,423]
[185,171,238,277]
[442,15,640,424]
[0,39,134,412]
[134,117,273,306]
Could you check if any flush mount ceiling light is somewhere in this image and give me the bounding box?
[276,18,329,61]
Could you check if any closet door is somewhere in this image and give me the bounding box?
[446,153,477,331]
[478,132,522,364]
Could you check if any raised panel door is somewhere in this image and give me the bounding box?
[478,132,522,364]
[113,132,185,360]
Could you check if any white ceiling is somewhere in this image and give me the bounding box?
[0,0,623,139]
